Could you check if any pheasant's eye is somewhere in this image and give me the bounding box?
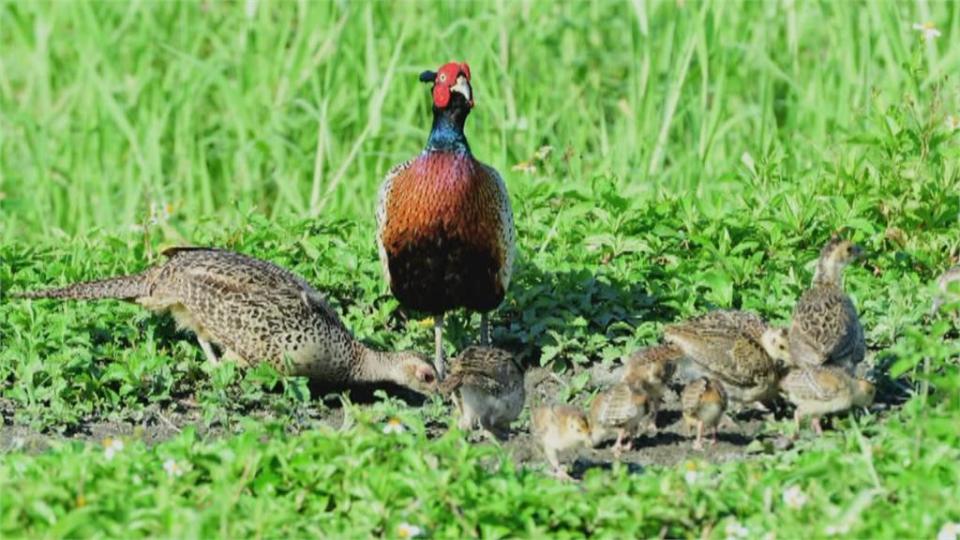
[438,73,448,83]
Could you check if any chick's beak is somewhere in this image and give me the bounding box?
[451,74,473,107]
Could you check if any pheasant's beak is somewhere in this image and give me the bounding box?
[451,75,473,107]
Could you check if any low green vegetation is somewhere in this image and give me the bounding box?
[1,1,959,538]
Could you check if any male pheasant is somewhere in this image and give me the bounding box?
[376,61,515,379]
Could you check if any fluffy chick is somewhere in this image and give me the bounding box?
[589,383,650,456]
[439,346,524,440]
[681,378,728,450]
[789,238,865,373]
[664,310,791,405]
[779,366,875,436]
[622,343,681,429]
[531,405,592,480]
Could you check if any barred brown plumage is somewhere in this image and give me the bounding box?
[789,238,866,373]
[12,247,438,395]
[664,310,791,405]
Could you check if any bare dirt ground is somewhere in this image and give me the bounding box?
[0,363,897,476]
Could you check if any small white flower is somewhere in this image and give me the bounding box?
[683,470,700,485]
[782,485,808,510]
[724,520,749,540]
[825,523,850,537]
[938,522,960,540]
[148,201,173,226]
[382,418,406,434]
[912,22,941,42]
[397,522,423,539]
[103,438,124,461]
[163,458,184,478]
[946,115,960,132]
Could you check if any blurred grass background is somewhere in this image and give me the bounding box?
[1,0,958,239]
[2,2,960,537]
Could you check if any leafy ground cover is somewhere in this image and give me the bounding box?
[1,1,960,538]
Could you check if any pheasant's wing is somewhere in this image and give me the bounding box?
[375,159,416,288]
[781,368,847,401]
[162,247,346,330]
[590,386,640,428]
[790,286,860,366]
[726,336,778,385]
[479,164,516,292]
[159,267,312,364]
[452,347,522,392]
[666,323,761,386]
[683,310,766,335]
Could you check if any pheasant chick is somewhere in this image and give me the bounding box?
[789,238,865,372]
[531,405,592,480]
[681,378,728,450]
[439,346,524,440]
[780,366,875,436]
[623,343,681,429]
[589,383,650,456]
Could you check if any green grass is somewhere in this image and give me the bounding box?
[2,0,960,538]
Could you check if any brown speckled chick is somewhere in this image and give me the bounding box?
[664,310,791,405]
[681,378,728,450]
[589,383,650,456]
[13,248,438,395]
[779,366,875,436]
[439,346,524,440]
[622,343,680,429]
[531,405,592,480]
[789,238,865,373]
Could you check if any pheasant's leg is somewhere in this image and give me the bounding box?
[434,313,446,380]
[198,338,219,365]
[792,409,803,439]
[812,416,823,436]
[711,427,719,445]
[693,420,705,450]
[648,401,659,431]
[480,312,490,346]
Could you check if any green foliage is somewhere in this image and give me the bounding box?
[1,0,959,538]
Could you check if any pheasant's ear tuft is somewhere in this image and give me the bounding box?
[419,70,437,83]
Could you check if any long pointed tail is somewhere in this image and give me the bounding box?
[11,273,150,301]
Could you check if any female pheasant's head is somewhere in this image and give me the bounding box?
[420,61,473,110]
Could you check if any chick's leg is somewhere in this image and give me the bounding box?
[693,420,705,451]
[612,429,625,457]
[543,446,572,480]
[812,416,823,436]
[648,401,659,432]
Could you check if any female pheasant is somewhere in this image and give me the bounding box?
[376,61,515,379]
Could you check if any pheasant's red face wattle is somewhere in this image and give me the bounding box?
[429,61,473,109]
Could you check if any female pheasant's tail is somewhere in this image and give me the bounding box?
[11,273,150,301]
